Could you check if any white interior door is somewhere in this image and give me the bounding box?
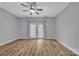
[38,24,44,38]
[29,24,36,38]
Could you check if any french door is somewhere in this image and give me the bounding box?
[29,24,37,38]
[28,21,46,38]
[38,24,44,38]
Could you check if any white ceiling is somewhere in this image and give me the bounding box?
[0,2,70,18]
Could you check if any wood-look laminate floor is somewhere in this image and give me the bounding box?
[0,39,78,56]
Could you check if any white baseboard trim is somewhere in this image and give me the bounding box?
[18,37,56,39]
[0,38,18,46]
[56,39,79,55]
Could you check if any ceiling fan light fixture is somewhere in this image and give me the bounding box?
[30,9,35,13]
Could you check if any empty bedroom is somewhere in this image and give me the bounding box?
[0,2,79,56]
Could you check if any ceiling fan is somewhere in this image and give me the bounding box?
[20,2,43,15]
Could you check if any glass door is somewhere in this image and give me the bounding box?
[28,21,46,38]
[38,24,44,38]
[29,24,37,38]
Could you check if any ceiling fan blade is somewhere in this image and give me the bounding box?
[22,10,28,12]
[35,12,39,15]
[37,9,43,11]
[21,3,29,7]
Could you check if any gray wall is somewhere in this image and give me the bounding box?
[56,2,79,49]
[19,18,56,38]
[0,8,20,43]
